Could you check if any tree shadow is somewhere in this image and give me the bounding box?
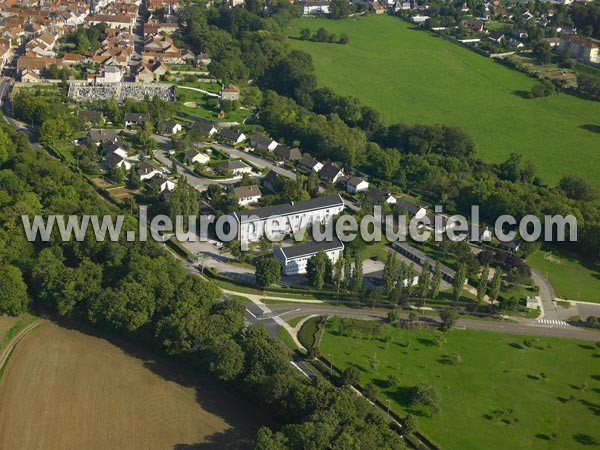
[509,342,525,350]
[417,337,436,347]
[527,374,540,380]
[513,90,531,99]
[573,434,600,446]
[535,433,551,441]
[579,399,600,416]
[579,344,595,350]
[580,124,600,134]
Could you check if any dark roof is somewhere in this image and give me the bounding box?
[234,194,344,223]
[199,200,215,216]
[138,161,158,175]
[219,160,250,171]
[319,162,343,182]
[220,129,244,141]
[233,185,262,199]
[395,198,423,217]
[124,112,151,122]
[298,155,321,170]
[88,128,118,142]
[191,119,217,133]
[102,141,126,155]
[274,146,302,161]
[78,110,103,121]
[262,170,279,190]
[104,152,125,166]
[148,175,170,186]
[251,134,275,147]
[279,238,344,260]
[365,187,391,203]
[157,119,179,130]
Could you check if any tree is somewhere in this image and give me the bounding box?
[300,28,311,40]
[306,170,319,197]
[364,382,378,401]
[0,265,29,316]
[439,307,459,332]
[387,309,399,325]
[418,260,431,300]
[453,264,466,301]
[533,41,552,64]
[341,366,360,385]
[208,339,244,381]
[352,254,363,294]
[489,268,502,303]
[559,175,598,202]
[477,265,489,303]
[383,252,398,295]
[338,33,350,44]
[402,414,417,435]
[306,251,331,289]
[586,316,599,328]
[315,27,329,42]
[582,25,593,38]
[409,383,439,409]
[530,80,555,98]
[329,0,352,19]
[255,258,281,288]
[431,261,442,300]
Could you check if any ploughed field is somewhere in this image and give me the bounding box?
[0,323,267,450]
[288,15,600,188]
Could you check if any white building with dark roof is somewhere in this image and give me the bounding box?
[274,239,344,275]
[232,194,344,245]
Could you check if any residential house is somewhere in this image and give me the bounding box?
[104,152,131,171]
[157,119,182,135]
[558,36,600,64]
[395,198,427,219]
[218,160,253,176]
[148,175,176,192]
[78,110,104,124]
[137,162,162,181]
[102,141,128,159]
[221,84,240,101]
[274,239,344,276]
[124,113,152,127]
[262,170,279,192]
[220,129,246,145]
[298,155,323,173]
[233,185,263,206]
[185,149,210,165]
[460,18,484,33]
[488,31,505,43]
[191,119,218,137]
[318,162,344,184]
[365,187,397,205]
[499,239,521,253]
[300,0,330,14]
[274,146,302,162]
[346,177,369,194]
[88,128,119,145]
[232,194,345,245]
[250,134,278,152]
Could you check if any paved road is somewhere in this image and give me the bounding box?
[269,303,600,342]
[531,267,559,320]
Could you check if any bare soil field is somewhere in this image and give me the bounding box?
[0,323,267,450]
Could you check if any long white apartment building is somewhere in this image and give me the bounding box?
[232,194,345,245]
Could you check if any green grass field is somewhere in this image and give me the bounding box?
[527,247,600,303]
[321,319,600,449]
[288,16,600,187]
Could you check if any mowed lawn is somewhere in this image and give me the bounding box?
[321,322,600,450]
[527,247,600,303]
[288,16,600,187]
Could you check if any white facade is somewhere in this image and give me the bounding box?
[233,194,345,245]
[346,178,369,194]
[275,242,344,276]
